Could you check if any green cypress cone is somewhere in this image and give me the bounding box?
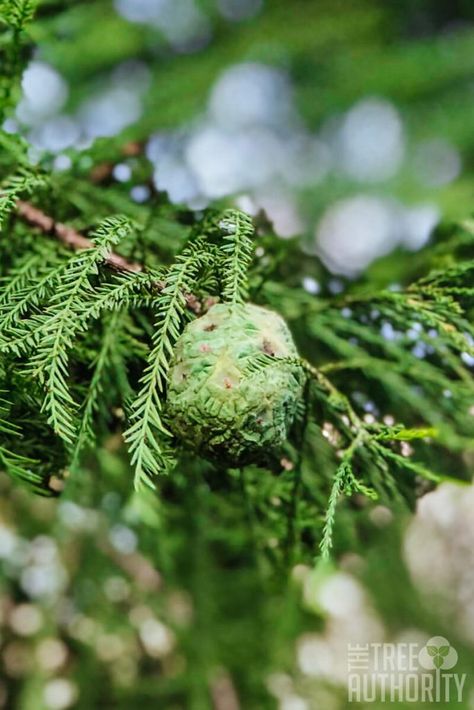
[166,303,305,466]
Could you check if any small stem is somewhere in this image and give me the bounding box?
[319,429,366,560]
[285,381,311,567]
[16,200,142,272]
[301,358,363,430]
[15,200,202,313]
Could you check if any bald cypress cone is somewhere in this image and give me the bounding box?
[166,303,305,466]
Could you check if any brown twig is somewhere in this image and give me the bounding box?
[209,670,240,710]
[90,140,145,183]
[16,199,143,273]
[15,199,203,313]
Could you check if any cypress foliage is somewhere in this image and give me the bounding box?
[0,0,473,541]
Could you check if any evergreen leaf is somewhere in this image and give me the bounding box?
[124,238,211,489]
[20,215,134,443]
[217,209,255,305]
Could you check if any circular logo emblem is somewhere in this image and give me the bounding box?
[418,636,458,670]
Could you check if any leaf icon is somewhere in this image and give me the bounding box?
[419,637,457,671]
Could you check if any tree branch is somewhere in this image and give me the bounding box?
[15,199,203,313]
[16,199,143,273]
